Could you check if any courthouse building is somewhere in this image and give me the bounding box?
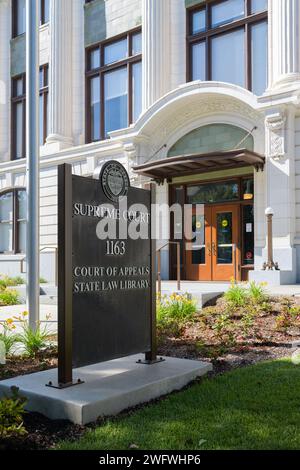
[0,0,299,284]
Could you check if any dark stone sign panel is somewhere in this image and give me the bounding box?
[71,174,151,368]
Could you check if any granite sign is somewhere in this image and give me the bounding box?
[54,162,156,388]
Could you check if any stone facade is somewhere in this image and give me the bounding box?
[0,0,300,284]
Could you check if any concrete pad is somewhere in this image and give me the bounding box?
[0,355,212,425]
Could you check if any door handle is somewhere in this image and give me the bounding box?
[207,242,212,256]
[212,242,217,256]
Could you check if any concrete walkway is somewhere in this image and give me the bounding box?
[161,281,230,307]
[265,284,300,297]
[0,304,57,334]
[160,281,300,307]
[161,280,300,295]
[1,281,300,327]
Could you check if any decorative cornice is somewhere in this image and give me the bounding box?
[265,112,286,160]
[265,112,286,131]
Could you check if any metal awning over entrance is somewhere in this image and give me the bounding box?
[133,148,265,182]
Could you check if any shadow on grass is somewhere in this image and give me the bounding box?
[58,359,300,451]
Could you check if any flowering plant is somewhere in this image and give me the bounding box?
[0,318,19,356]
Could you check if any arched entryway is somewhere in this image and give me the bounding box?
[135,123,264,282]
[129,82,266,283]
[169,124,255,282]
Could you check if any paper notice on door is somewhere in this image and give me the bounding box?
[246,223,252,233]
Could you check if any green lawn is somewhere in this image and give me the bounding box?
[59,359,300,450]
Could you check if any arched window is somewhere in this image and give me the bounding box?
[0,189,26,254]
[168,124,254,158]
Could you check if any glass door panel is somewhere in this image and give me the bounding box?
[216,212,233,264]
[185,206,212,281]
[184,203,243,282]
[242,205,254,265]
[192,214,205,265]
[211,205,239,281]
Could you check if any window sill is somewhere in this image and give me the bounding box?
[0,254,25,261]
[11,32,25,40]
[12,23,49,40]
[10,157,26,162]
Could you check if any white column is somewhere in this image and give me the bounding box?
[264,109,296,273]
[269,0,300,90]
[170,0,186,90]
[142,0,171,111]
[46,0,73,151]
[0,0,10,162]
[72,0,85,146]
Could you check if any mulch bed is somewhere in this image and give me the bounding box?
[0,413,85,451]
[1,295,300,450]
[0,351,57,382]
[158,295,300,365]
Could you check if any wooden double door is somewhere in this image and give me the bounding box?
[185,204,240,281]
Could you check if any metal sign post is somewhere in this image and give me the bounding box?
[50,164,160,388]
[26,0,40,330]
[140,183,163,365]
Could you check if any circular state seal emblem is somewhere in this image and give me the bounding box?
[100,161,130,203]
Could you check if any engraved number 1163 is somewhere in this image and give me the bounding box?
[106,241,126,256]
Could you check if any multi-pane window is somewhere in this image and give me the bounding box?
[188,0,268,95]
[39,65,49,146]
[12,0,50,37]
[12,0,26,37]
[12,65,49,160]
[12,75,26,160]
[0,189,26,254]
[86,29,142,142]
[40,0,50,25]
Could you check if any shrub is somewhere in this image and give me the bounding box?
[224,281,270,309]
[0,387,27,440]
[157,293,197,338]
[0,289,20,307]
[0,275,24,289]
[157,293,197,322]
[12,276,25,286]
[0,319,19,356]
[275,298,300,332]
[248,281,268,304]
[39,277,48,284]
[15,312,51,357]
[241,312,255,335]
[212,311,231,337]
[275,313,291,331]
[259,301,273,314]
[224,282,247,308]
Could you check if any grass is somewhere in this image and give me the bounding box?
[58,359,300,450]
